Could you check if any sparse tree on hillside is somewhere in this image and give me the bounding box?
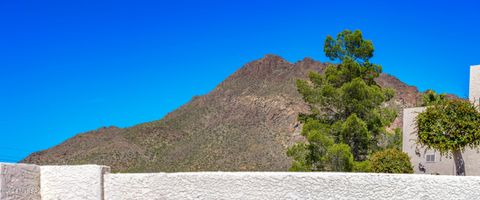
[287,30,399,172]
[416,98,480,175]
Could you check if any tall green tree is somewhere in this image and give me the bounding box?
[416,98,480,175]
[287,30,397,171]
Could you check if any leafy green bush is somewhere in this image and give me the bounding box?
[369,148,413,173]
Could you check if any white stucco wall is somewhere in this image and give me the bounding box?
[40,165,110,200]
[3,163,480,200]
[0,163,40,200]
[469,65,480,105]
[104,172,480,200]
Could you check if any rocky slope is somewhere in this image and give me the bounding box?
[22,55,423,172]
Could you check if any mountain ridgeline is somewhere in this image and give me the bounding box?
[22,55,423,172]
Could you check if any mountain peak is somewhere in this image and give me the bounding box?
[300,57,315,63]
[231,54,292,81]
[259,54,289,63]
[22,55,426,173]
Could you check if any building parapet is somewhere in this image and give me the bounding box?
[2,163,480,199]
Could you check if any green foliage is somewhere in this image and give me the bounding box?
[324,30,374,62]
[325,144,354,172]
[421,89,446,106]
[417,94,480,175]
[369,148,413,173]
[287,140,356,172]
[352,160,372,172]
[324,30,380,85]
[416,99,480,154]
[286,143,311,172]
[340,114,370,161]
[288,29,397,172]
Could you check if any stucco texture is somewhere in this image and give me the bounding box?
[104,172,480,200]
[0,163,40,200]
[40,165,110,200]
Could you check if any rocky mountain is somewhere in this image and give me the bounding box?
[21,54,423,172]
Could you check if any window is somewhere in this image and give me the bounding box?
[426,154,435,163]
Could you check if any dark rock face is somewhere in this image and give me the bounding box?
[21,55,424,172]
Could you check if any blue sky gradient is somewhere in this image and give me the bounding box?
[1,0,479,162]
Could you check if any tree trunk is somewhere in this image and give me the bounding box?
[453,150,465,176]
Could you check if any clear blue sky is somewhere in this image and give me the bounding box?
[1,0,479,162]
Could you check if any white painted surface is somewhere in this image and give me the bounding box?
[104,172,480,200]
[0,163,40,200]
[1,162,480,199]
[470,65,480,105]
[40,165,110,200]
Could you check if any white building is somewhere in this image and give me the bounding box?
[402,65,480,175]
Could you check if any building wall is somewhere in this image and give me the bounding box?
[40,165,110,200]
[105,172,480,200]
[403,107,480,175]
[104,172,479,200]
[469,65,480,105]
[0,163,40,200]
[2,163,480,199]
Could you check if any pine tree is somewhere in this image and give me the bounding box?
[287,30,397,171]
